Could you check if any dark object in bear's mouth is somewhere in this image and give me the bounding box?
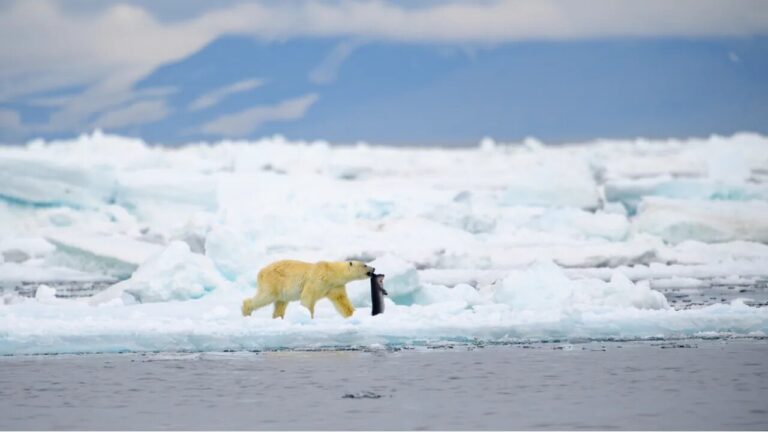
[370,273,387,316]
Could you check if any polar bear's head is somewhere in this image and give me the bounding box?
[318,260,375,283]
[338,260,375,282]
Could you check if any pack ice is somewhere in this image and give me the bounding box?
[1,131,768,355]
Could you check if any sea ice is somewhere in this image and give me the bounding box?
[0,237,55,263]
[34,284,57,303]
[347,254,420,306]
[498,151,600,209]
[0,131,767,355]
[493,260,669,311]
[0,155,115,208]
[90,241,229,304]
[604,176,768,213]
[634,197,768,243]
[1,280,765,355]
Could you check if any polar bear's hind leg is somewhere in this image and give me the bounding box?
[272,301,287,319]
[300,288,318,319]
[241,290,275,316]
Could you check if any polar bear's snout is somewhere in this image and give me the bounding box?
[366,265,375,277]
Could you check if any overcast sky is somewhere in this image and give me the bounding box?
[1,0,767,145]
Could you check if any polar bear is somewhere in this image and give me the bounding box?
[241,260,375,319]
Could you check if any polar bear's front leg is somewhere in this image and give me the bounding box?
[328,286,355,318]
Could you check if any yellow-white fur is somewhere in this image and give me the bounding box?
[241,260,373,319]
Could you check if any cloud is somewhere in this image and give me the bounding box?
[92,99,169,129]
[188,78,264,111]
[4,1,767,100]
[200,93,319,137]
[1,0,767,138]
[0,2,208,100]
[309,40,364,84]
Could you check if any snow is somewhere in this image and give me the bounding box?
[650,277,708,289]
[0,262,108,283]
[0,154,115,208]
[34,284,57,303]
[0,237,55,263]
[1,289,766,355]
[498,151,600,209]
[604,176,768,213]
[493,260,669,311]
[635,197,768,243]
[565,261,768,282]
[90,241,229,304]
[0,131,768,355]
[45,231,164,267]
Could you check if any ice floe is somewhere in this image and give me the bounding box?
[635,197,768,243]
[90,241,229,305]
[0,131,767,354]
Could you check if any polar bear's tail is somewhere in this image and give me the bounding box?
[241,298,254,316]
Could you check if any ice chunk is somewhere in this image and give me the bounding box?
[25,130,156,168]
[521,208,629,241]
[659,240,768,265]
[650,277,708,290]
[418,268,506,289]
[170,212,215,254]
[0,155,115,208]
[478,137,496,151]
[43,231,164,279]
[493,260,669,311]
[604,176,768,213]
[436,235,661,270]
[366,254,420,301]
[347,254,420,306]
[499,153,599,209]
[45,231,163,267]
[376,217,479,266]
[602,201,628,216]
[423,202,497,235]
[204,226,267,281]
[412,283,486,306]
[565,260,768,282]
[0,261,111,284]
[114,170,218,234]
[702,136,754,182]
[0,237,55,263]
[116,170,217,209]
[593,133,768,184]
[596,145,707,181]
[34,284,57,303]
[90,241,228,304]
[635,197,768,243]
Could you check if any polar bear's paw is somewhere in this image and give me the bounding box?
[241,298,254,316]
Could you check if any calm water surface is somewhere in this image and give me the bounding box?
[1,339,767,430]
